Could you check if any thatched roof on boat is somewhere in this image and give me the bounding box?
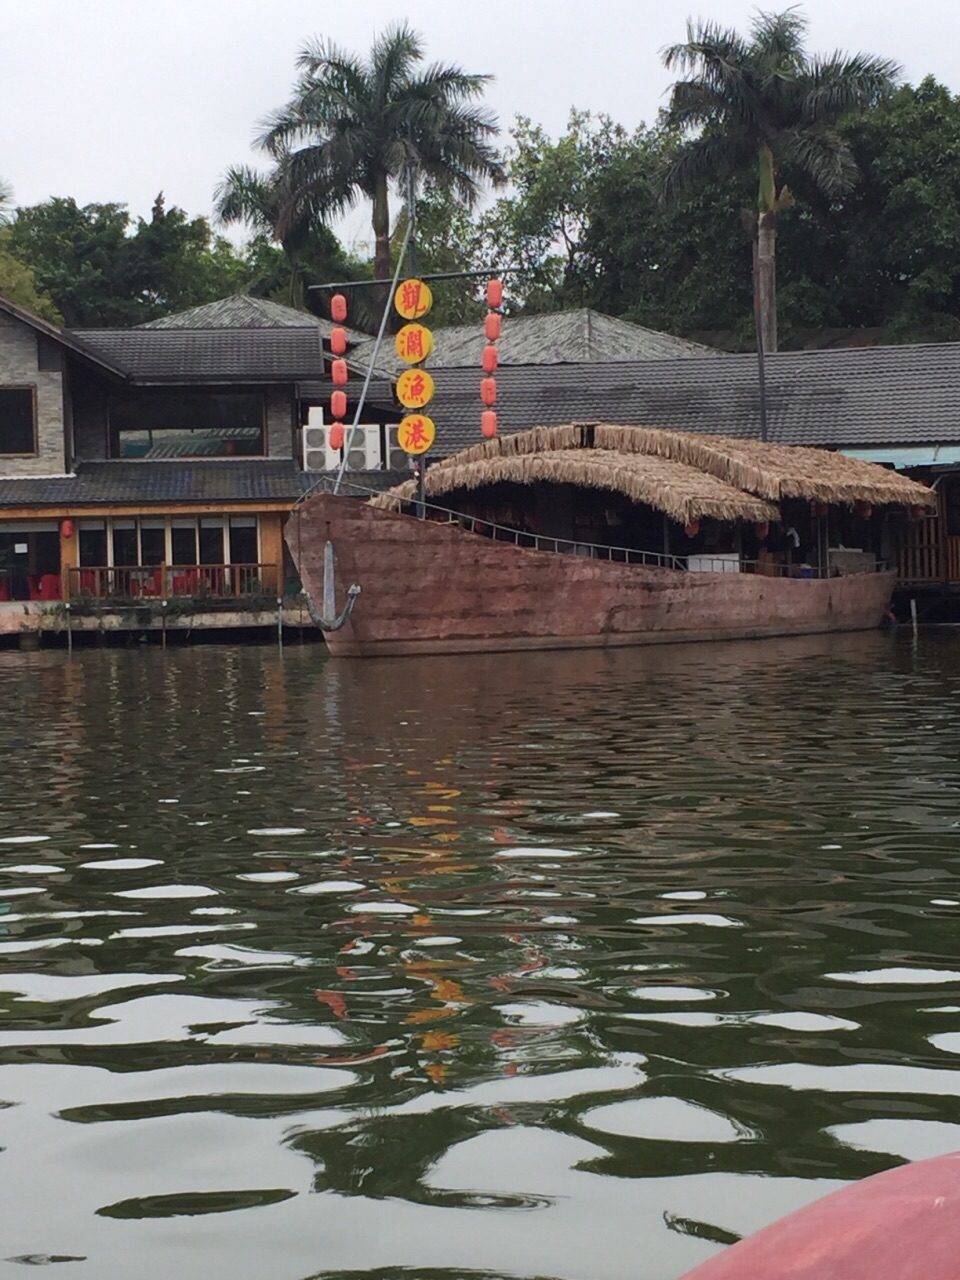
[379,423,934,511]
[371,449,778,525]
[590,425,936,508]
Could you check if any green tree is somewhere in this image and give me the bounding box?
[391,182,485,325]
[822,77,960,339]
[585,127,755,341]
[257,21,502,312]
[6,198,133,325]
[477,112,614,313]
[661,7,899,350]
[0,229,62,323]
[6,194,253,326]
[214,161,373,317]
[125,193,250,318]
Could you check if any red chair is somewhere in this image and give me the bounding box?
[172,570,199,596]
[26,575,41,600]
[40,574,61,600]
[79,570,97,594]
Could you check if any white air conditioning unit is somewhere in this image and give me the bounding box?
[302,407,340,471]
[384,426,411,471]
[344,424,382,471]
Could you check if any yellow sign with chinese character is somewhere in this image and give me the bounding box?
[395,323,433,364]
[396,367,435,410]
[394,278,433,320]
[398,414,436,455]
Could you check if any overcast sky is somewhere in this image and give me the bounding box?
[2,0,958,254]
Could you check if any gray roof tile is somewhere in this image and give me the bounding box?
[74,328,329,382]
[426,344,960,455]
[0,460,405,508]
[350,308,716,369]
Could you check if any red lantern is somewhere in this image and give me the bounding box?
[330,390,347,420]
[482,344,499,374]
[909,503,926,520]
[329,422,345,451]
[481,410,498,439]
[331,294,348,323]
[330,327,348,356]
[754,521,770,540]
[684,519,700,538]
[486,278,504,309]
[485,312,502,342]
[331,359,348,386]
[60,519,74,539]
[857,501,873,520]
[814,501,829,518]
[480,377,497,407]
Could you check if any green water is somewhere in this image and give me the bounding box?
[2,633,960,1279]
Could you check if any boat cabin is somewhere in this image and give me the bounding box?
[372,424,932,580]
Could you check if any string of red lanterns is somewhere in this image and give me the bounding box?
[481,279,503,439]
[329,294,349,450]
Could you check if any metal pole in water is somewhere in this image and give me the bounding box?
[910,597,918,633]
[277,597,283,649]
[65,602,72,655]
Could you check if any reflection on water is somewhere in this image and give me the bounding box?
[2,633,960,1278]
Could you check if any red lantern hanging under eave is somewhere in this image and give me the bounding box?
[814,501,829,518]
[684,519,700,538]
[909,503,927,520]
[329,422,345,451]
[486,278,504,309]
[330,327,348,356]
[480,377,497,407]
[485,312,502,342]
[60,519,74,539]
[754,521,770,540]
[331,389,347,420]
[331,294,348,323]
[482,344,499,374]
[331,359,348,386]
[481,410,498,439]
[857,500,874,520]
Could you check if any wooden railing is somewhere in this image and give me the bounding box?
[67,563,280,601]
[898,515,941,582]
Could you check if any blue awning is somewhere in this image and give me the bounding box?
[841,446,960,470]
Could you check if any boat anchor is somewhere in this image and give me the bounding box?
[304,541,361,632]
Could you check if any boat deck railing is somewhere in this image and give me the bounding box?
[423,501,890,577]
[339,483,890,578]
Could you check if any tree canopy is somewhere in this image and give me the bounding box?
[661,7,900,351]
[241,21,502,313]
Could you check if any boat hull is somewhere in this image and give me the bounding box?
[677,1150,960,1279]
[287,495,896,658]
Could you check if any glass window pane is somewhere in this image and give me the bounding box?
[199,523,224,565]
[79,527,107,567]
[171,525,197,564]
[109,393,265,458]
[112,526,138,566]
[140,526,165,566]
[229,521,258,565]
[0,389,36,455]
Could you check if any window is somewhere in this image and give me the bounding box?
[0,388,37,455]
[108,392,265,458]
[78,522,107,567]
[229,517,258,565]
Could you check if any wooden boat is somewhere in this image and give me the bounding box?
[287,425,932,659]
[677,1149,960,1279]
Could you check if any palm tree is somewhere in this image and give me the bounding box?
[662,8,899,351]
[257,21,502,312]
[0,178,14,225]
